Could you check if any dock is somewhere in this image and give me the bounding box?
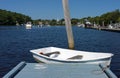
[100,28,120,32]
[3,61,117,78]
[88,27,120,32]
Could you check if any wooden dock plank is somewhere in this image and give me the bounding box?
[3,62,117,78]
[14,63,109,78]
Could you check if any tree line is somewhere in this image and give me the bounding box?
[0,9,120,26]
[0,9,32,25]
[80,9,120,26]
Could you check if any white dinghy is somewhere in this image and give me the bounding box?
[30,47,113,66]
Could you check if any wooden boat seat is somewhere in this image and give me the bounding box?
[67,55,83,60]
[41,51,60,57]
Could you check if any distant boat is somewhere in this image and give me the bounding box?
[16,21,20,26]
[77,23,81,27]
[38,24,43,27]
[25,22,32,29]
[77,23,85,28]
[108,24,113,29]
[30,47,113,66]
[25,22,32,27]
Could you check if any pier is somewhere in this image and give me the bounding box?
[86,27,120,32]
[3,61,117,78]
[100,28,120,32]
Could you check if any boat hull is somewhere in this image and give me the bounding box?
[32,52,112,67]
[30,47,113,66]
[26,24,31,27]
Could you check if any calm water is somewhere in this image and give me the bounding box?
[0,26,120,77]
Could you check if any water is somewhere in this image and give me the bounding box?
[0,26,120,77]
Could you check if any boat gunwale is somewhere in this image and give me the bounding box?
[30,47,114,56]
[31,51,112,63]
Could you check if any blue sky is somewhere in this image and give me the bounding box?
[0,0,120,19]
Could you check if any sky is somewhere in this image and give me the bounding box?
[0,0,120,20]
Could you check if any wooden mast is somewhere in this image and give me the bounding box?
[62,0,74,49]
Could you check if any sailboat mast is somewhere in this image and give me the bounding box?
[62,0,74,49]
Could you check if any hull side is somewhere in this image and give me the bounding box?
[32,53,112,66]
[30,47,113,67]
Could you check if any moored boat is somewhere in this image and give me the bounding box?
[25,22,32,29]
[30,47,113,66]
[25,22,32,27]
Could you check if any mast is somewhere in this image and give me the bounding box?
[62,0,74,49]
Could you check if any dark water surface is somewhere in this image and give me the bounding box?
[0,26,120,77]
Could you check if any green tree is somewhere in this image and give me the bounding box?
[0,9,32,25]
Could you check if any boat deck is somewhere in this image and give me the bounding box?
[3,61,117,78]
